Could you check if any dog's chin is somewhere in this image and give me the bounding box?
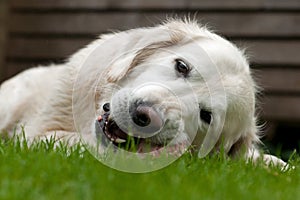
[95,111,188,154]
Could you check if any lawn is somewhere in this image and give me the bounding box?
[0,137,299,200]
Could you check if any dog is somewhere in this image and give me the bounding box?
[0,19,286,168]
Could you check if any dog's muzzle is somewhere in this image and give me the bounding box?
[95,101,166,152]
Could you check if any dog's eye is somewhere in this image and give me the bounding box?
[102,103,110,112]
[200,109,212,124]
[175,59,190,77]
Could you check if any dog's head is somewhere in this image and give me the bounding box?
[72,20,258,157]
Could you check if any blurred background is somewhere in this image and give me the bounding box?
[0,0,299,159]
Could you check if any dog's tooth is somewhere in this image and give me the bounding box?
[115,138,126,143]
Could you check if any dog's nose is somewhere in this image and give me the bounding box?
[130,101,163,134]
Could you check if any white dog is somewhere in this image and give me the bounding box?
[0,19,286,167]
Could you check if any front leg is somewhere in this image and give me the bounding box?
[247,148,289,170]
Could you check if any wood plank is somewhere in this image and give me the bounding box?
[6,37,300,65]
[10,0,186,9]
[9,13,151,35]
[10,0,300,10]
[189,0,300,10]
[260,96,300,121]
[253,69,300,93]
[7,38,92,59]
[9,13,300,37]
[244,40,300,65]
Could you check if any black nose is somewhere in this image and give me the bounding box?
[132,106,151,127]
[130,101,163,133]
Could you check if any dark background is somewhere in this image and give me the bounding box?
[0,0,299,159]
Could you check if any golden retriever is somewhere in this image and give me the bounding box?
[0,19,286,170]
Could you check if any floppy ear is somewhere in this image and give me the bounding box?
[69,21,185,87]
[100,26,184,83]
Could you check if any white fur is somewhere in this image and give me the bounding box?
[0,20,286,168]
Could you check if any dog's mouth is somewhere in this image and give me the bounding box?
[96,111,165,153]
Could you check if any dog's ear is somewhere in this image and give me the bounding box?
[99,26,184,83]
[69,22,185,86]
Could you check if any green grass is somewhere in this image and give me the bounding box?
[0,136,299,200]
